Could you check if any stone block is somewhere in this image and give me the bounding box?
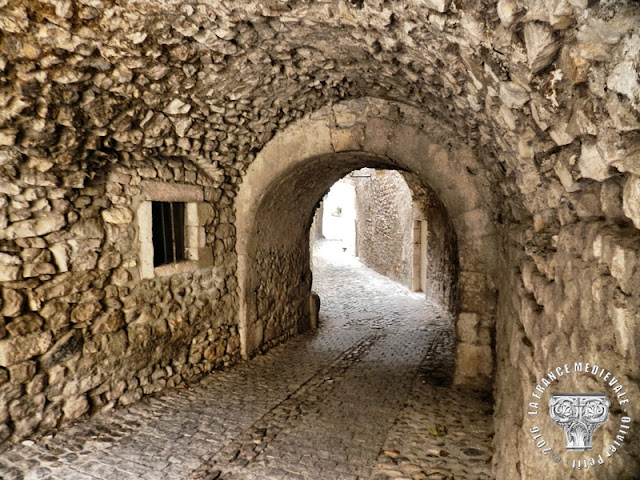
[40,401,62,432]
[499,81,530,109]
[609,304,637,358]
[0,266,20,282]
[1,289,23,318]
[0,332,52,367]
[71,301,102,324]
[309,291,320,329]
[198,247,214,268]
[62,395,89,420]
[611,242,637,295]
[97,251,122,271]
[0,424,11,443]
[70,218,105,239]
[422,0,452,13]
[25,373,46,395]
[36,214,66,236]
[607,61,639,102]
[622,174,640,229]
[5,214,67,239]
[578,142,609,181]
[164,99,191,115]
[101,207,133,225]
[49,242,70,273]
[330,124,365,152]
[10,393,45,438]
[454,343,493,380]
[5,313,43,336]
[48,365,66,385]
[91,312,124,334]
[524,22,560,73]
[0,253,21,266]
[197,203,215,225]
[39,330,83,369]
[119,389,142,406]
[39,299,70,331]
[601,178,626,221]
[8,361,36,384]
[457,312,479,344]
[362,117,393,156]
[22,262,56,277]
[140,180,204,202]
[497,0,523,26]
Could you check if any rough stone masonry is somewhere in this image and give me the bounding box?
[0,0,639,479]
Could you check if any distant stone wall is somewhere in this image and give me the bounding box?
[353,169,413,289]
[404,172,459,313]
[0,156,240,449]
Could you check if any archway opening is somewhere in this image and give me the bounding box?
[310,180,357,256]
[233,151,494,479]
[310,167,458,311]
[239,151,459,365]
[235,99,498,390]
[308,167,459,383]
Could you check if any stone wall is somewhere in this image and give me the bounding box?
[400,171,460,315]
[1,0,640,476]
[494,219,640,479]
[0,156,239,448]
[353,169,413,289]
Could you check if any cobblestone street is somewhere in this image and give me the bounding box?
[0,241,493,480]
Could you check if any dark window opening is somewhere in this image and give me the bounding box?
[152,201,186,267]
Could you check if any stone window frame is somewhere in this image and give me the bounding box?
[137,180,208,279]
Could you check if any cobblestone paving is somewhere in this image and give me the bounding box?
[0,240,493,480]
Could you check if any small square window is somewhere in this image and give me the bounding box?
[152,201,186,267]
[136,180,213,279]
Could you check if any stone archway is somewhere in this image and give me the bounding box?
[235,97,498,388]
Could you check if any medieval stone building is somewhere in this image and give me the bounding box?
[0,0,639,478]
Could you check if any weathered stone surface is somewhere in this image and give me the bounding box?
[422,0,452,13]
[62,395,89,420]
[578,142,609,181]
[4,214,66,240]
[623,174,640,229]
[455,344,493,380]
[0,266,20,282]
[0,332,52,367]
[39,330,83,369]
[8,361,36,384]
[497,0,523,26]
[164,99,192,115]
[23,262,56,277]
[70,301,101,324]
[48,242,70,272]
[5,313,43,336]
[101,207,133,225]
[523,22,560,73]
[2,289,25,318]
[70,218,105,239]
[499,82,529,109]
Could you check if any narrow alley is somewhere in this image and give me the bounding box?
[1,241,493,480]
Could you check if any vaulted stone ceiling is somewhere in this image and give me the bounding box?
[3,0,639,228]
